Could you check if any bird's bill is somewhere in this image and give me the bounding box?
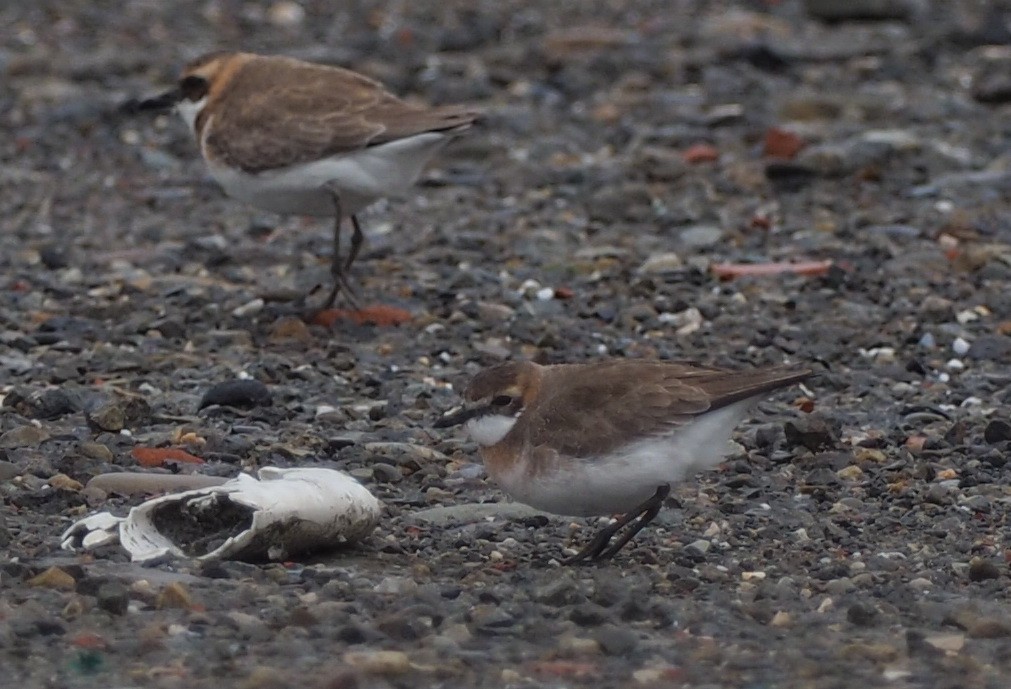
[134,88,183,112]
[433,405,485,428]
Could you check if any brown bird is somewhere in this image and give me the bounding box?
[136,51,481,311]
[436,359,814,563]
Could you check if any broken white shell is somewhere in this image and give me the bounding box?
[61,467,381,563]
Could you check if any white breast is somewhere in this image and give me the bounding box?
[465,414,518,447]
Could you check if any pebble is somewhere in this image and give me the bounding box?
[199,379,272,410]
[967,558,1001,582]
[0,425,50,449]
[231,298,264,317]
[638,252,683,275]
[983,420,1011,444]
[407,502,547,526]
[343,650,413,676]
[156,582,193,610]
[28,566,76,590]
[593,625,638,655]
[846,601,879,626]
[678,225,724,249]
[96,582,130,616]
[87,472,229,495]
[86,398,152,432]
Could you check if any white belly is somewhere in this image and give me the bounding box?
[492,401,754,517]
[204,132,453,217]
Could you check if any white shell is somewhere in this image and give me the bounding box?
[61,467,381,563]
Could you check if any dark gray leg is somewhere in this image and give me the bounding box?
[314,184,360,311]
[562,484,671,564]
[345,215,365,273]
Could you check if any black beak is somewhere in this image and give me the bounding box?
[433,405,484,429]
[121,88,182,115]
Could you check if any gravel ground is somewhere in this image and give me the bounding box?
[3,1,1011,687]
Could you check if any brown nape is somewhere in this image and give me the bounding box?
[183,50,234,74]
[464,361,534,402]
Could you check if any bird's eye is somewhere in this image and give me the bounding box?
[180,75,209,101]
[490,395,513,407]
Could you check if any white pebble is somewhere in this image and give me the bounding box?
[955,309,979,324]
[535,287,555,301]
[315,405,339,418]
[946,359,964,371]
[518,279,541,295]
[952,337,971,355]
[231,298,264,317]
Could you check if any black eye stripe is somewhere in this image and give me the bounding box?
[490,395,513,407]
[180,75,209,101]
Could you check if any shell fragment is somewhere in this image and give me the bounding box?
[61,467,381,563]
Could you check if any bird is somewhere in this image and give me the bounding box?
[133,51,481,313]
[434,359,814,563]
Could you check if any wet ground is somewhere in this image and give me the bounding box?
[3,0,1011,687]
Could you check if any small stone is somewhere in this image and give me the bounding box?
[847,602,879,627]
[638,252,687,272]
[804,0,912,22]
[268,316,313,343]
[570,603,610,627]
[685,539,711,556]
[967,558,1001,582]
[199,379,272,410]
[535,577,584,606]
[633,667,683,684]
[343,650,411,676]
[267,0,305,27]
[678,225,724,249]
[96,582,130,616]
[48,473,83,491]
[770,611,792,627]
[156,582,193,610]
[908,577,933,590]
[840,642,900,662]
[925,633,965,653]
[231,298,264,318]
[952,337,971,356]
[78,442,114,461]
[373,577,417,596]
[240,666,289,689]
[784,417,837,451]
[836,465,863,481]
[0,425,49,449]
[592,625,638,655]
[61,596,87,620]
[984,420,1011,444]
[967,335,1011,361]
[28,566,76,590]
[87,398,152,432]
[558,636,601,656]
[968,619,1011,639]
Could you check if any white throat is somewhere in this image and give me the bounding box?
[176,96,208,135]
[465,414,518,446]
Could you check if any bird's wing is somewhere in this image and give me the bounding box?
[520,361,810,459]
[205,58,479,173]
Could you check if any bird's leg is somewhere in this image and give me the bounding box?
[314,183,359,312]
[562,484,671,565]
[344,215,365,273]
